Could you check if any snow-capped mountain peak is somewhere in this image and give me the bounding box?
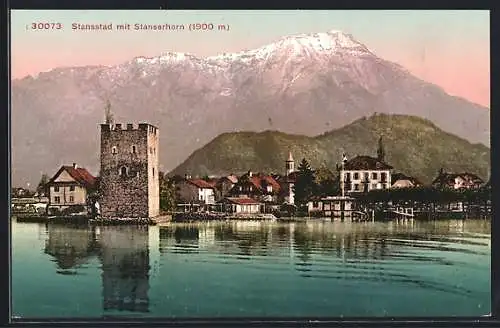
[206,29,372,63]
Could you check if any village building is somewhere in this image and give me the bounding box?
[221,197,262,214]
[432,170,484,190]
[99,123,160,218]
[391,173,423,189]
[214,174,238,201]
[341,155,393,193]
[176,178,216,205]
[307,196,356,221]
[227,171,281,205]
[46,163,97,215]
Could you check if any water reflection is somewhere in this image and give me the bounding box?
[44,224,152,313]
[99,226,150,313]
[157,220,489,298]
[44,224,99,275]
[40,219,489,316]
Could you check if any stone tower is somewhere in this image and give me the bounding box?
[100,123,159,218]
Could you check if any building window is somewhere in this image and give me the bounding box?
[372,172,378,179]
[381,172,387,182]
[69,186,75,191]
[382,184,387,189]
[54,186,59,192]
[200,195,203,201]
[131,145,137,154]
[120,166,128,176]
[54,196,60,204]
[313,201,319,208]
[364,172,369,180]
[112,146,117,154]
[354,184,360,191]
[152,168,155,177]
[344,172,350,181]
[371,184,377,189]
[69,196,74,203]
[353,172,359,180]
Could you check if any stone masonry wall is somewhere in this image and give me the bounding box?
[147,127,160,217]
[100,123,156,218]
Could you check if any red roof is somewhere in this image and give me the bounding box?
[49,166,96,188]
[249,175,281,193]
[224,197,261,205]
[188,179,215,189]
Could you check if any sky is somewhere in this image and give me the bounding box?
[10,10,490,107]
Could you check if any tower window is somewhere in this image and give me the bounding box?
[152,168,155,177]
[120,166,128,176]
[131,145,137,154]
[112,146,117,154]
[150,147,153,154]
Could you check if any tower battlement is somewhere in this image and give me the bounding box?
[100,123,158,133]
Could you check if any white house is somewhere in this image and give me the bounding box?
[391,173,422,189]
[46,163,97,215]
[177,178,216,205]
[221,197,261,214]
[341,155,393,193]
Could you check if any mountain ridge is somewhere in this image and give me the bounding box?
[11,29,490,187]
[170,114,490,184]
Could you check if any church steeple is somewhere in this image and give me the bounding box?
[286,151,294,175]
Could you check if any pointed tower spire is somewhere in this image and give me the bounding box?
[286,151,295,176]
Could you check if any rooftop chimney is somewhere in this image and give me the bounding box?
[72,163,77,169]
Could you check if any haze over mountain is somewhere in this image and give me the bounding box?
[171,114,490,184]
[11,30,489,186]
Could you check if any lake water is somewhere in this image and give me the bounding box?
[11,218,490,318]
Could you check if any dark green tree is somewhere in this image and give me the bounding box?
[104,99,114,124]
[314,165,339,197]
[159,171,177,211]
[377,136,385,162]
[293,158,317,205]
[36,173,49,196]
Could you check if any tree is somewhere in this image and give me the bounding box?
[293,158,317,205]
[314,165,339,197]
[377,136,385,162]
[36,173,49,196]
[159,172,177,212]
[104,99,114,124]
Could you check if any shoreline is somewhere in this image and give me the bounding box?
[12,213,491,225]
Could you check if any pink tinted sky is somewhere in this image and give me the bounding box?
[11,10,490,107]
